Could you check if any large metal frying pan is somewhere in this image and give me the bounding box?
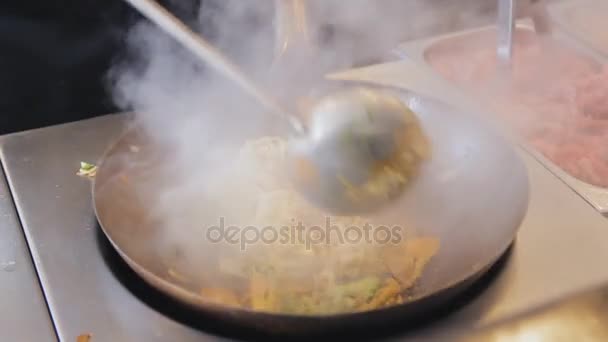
[92,83,529,335]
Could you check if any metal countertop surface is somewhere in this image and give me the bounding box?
[0,114,233,342]
[0,158,55,340]
[3,65,608,340]
[459,281,608,342]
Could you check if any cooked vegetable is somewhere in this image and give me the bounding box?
[359,278,402,311]
[249,271,278,311]
[342,109,432,202]
[77,162,97,178]
[196,136,439,315]
[382,237,440,288]
[77,333,92,342]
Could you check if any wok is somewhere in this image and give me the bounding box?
[92,83,529,335]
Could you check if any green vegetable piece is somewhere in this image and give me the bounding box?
[327,276,382,311]
[336,276,381,298]
[80,162,95,171]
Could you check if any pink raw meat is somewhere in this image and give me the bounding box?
[426,30,608,187]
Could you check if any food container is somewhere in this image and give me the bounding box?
[548,0,608,57]
[394,20,608,214]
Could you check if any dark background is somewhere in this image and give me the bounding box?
[0,0,206,135]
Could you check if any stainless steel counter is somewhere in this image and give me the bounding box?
[0,114,237,342]
[2,59,608,339]
[458,282,608,342]
[0,158,55,340]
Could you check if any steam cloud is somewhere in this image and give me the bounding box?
[105,0,500,286]
[109,0,498,137]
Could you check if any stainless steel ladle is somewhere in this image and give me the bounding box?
[122,0,427,215]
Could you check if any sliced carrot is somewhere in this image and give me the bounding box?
[77,333,92,342]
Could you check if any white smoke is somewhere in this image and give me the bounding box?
[105,0,501,290]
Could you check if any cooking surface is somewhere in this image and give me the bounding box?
[0,161,55,341]
[460,282,608,342]
[3,61,608,339]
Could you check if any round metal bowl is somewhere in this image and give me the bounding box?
[92,84,529,335]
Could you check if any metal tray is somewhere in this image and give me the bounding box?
[393,20,608,214]
[548,0,608,57]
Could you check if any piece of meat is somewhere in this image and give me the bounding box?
[575,70,608,120]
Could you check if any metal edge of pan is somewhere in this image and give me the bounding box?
[91,81,527,335]
[393,20,608,215]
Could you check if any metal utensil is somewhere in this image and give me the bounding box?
[497,0,517,69]
[122,0,420,215]
[497,0,553,67]
[273,0,315,63]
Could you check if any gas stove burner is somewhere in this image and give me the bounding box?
[96,224,513,339]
